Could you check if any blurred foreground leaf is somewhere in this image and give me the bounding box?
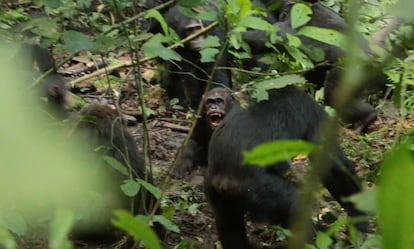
[243,140,315,167]
[112,210,161,249]
[378,145,414,249]
[49,209,75,249]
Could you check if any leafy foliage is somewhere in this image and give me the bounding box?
[1,0,414,248]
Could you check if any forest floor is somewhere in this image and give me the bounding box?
[19,55,414,249]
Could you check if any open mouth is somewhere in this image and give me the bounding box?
[208,112,224,128]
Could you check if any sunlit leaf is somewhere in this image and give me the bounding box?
[239,16,273,31]
[243,140,315,167]
[145,9,169,35]
[200,35,220,48]
[297,26,346,49]
[284,45,314,69]
[315,231,333,249]
[253,74,306,101]
[290,3,312,29]
[200,47,219,63]
[112,210,161,249]
[286,33,301,48]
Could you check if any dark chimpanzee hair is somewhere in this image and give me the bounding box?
[69,104,150,243]
[20,43,70,119]
[160,2,233,109]
[243,0,390,133]
[205,85,368,249]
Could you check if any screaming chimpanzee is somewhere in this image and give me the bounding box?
[174,87,234,177]
[204,85,368,249]
[155,2,233,177]
[161,3,232,109]
[242,0,389,133]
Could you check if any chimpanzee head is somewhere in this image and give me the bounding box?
[204,87,234,129]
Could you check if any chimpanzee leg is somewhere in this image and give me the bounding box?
[320,147,370,231]
[205,186,252,249]
[324,68,377,133]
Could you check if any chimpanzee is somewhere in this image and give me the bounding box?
[161,3,232,109]
[173,87,234,177]
[22,43,70,118]
[242,0,389,133]
[70,104,148,242]
[204,86,369,249]
[156,3,233,177]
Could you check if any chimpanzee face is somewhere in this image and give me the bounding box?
[205,88,233,129]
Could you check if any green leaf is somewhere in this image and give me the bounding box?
[121,179,141,197]
[253,74,306,101]
[378,145,414,249]
[286,33,301,48]
[315,231,333,249]
[0,227,17,249]
[285,45,314,69]
[112,210,161,249]
[102,155,129,176]
[290,3,312,29]
[237,0,252,18]
[243,140,316,167]
[257,74,306,90]
[152,215,180,233]
[62,31,93,53]
[200,35,220,48]
[137,179,162,199]
[0,210,27,236]
[142,36,181,61]
[145,9,169,35]
[48,209,75,249]
[297,26,346,49]
[239,16,274,31]
[347,188,377,214]
[200,47,219,63]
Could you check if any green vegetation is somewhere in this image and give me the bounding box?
[1,0,414,248]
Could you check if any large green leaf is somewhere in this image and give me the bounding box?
[102,155,128,176]
[290,3,312,29]
[142,37,181,61]
[297,26,346,49]
[243,140,315,167]
[137,179,162,199]
[253,74,306,101]
[200,47,219,63]
[145,9,169,35]
[378,145,414,249]
[112,210,161,249]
